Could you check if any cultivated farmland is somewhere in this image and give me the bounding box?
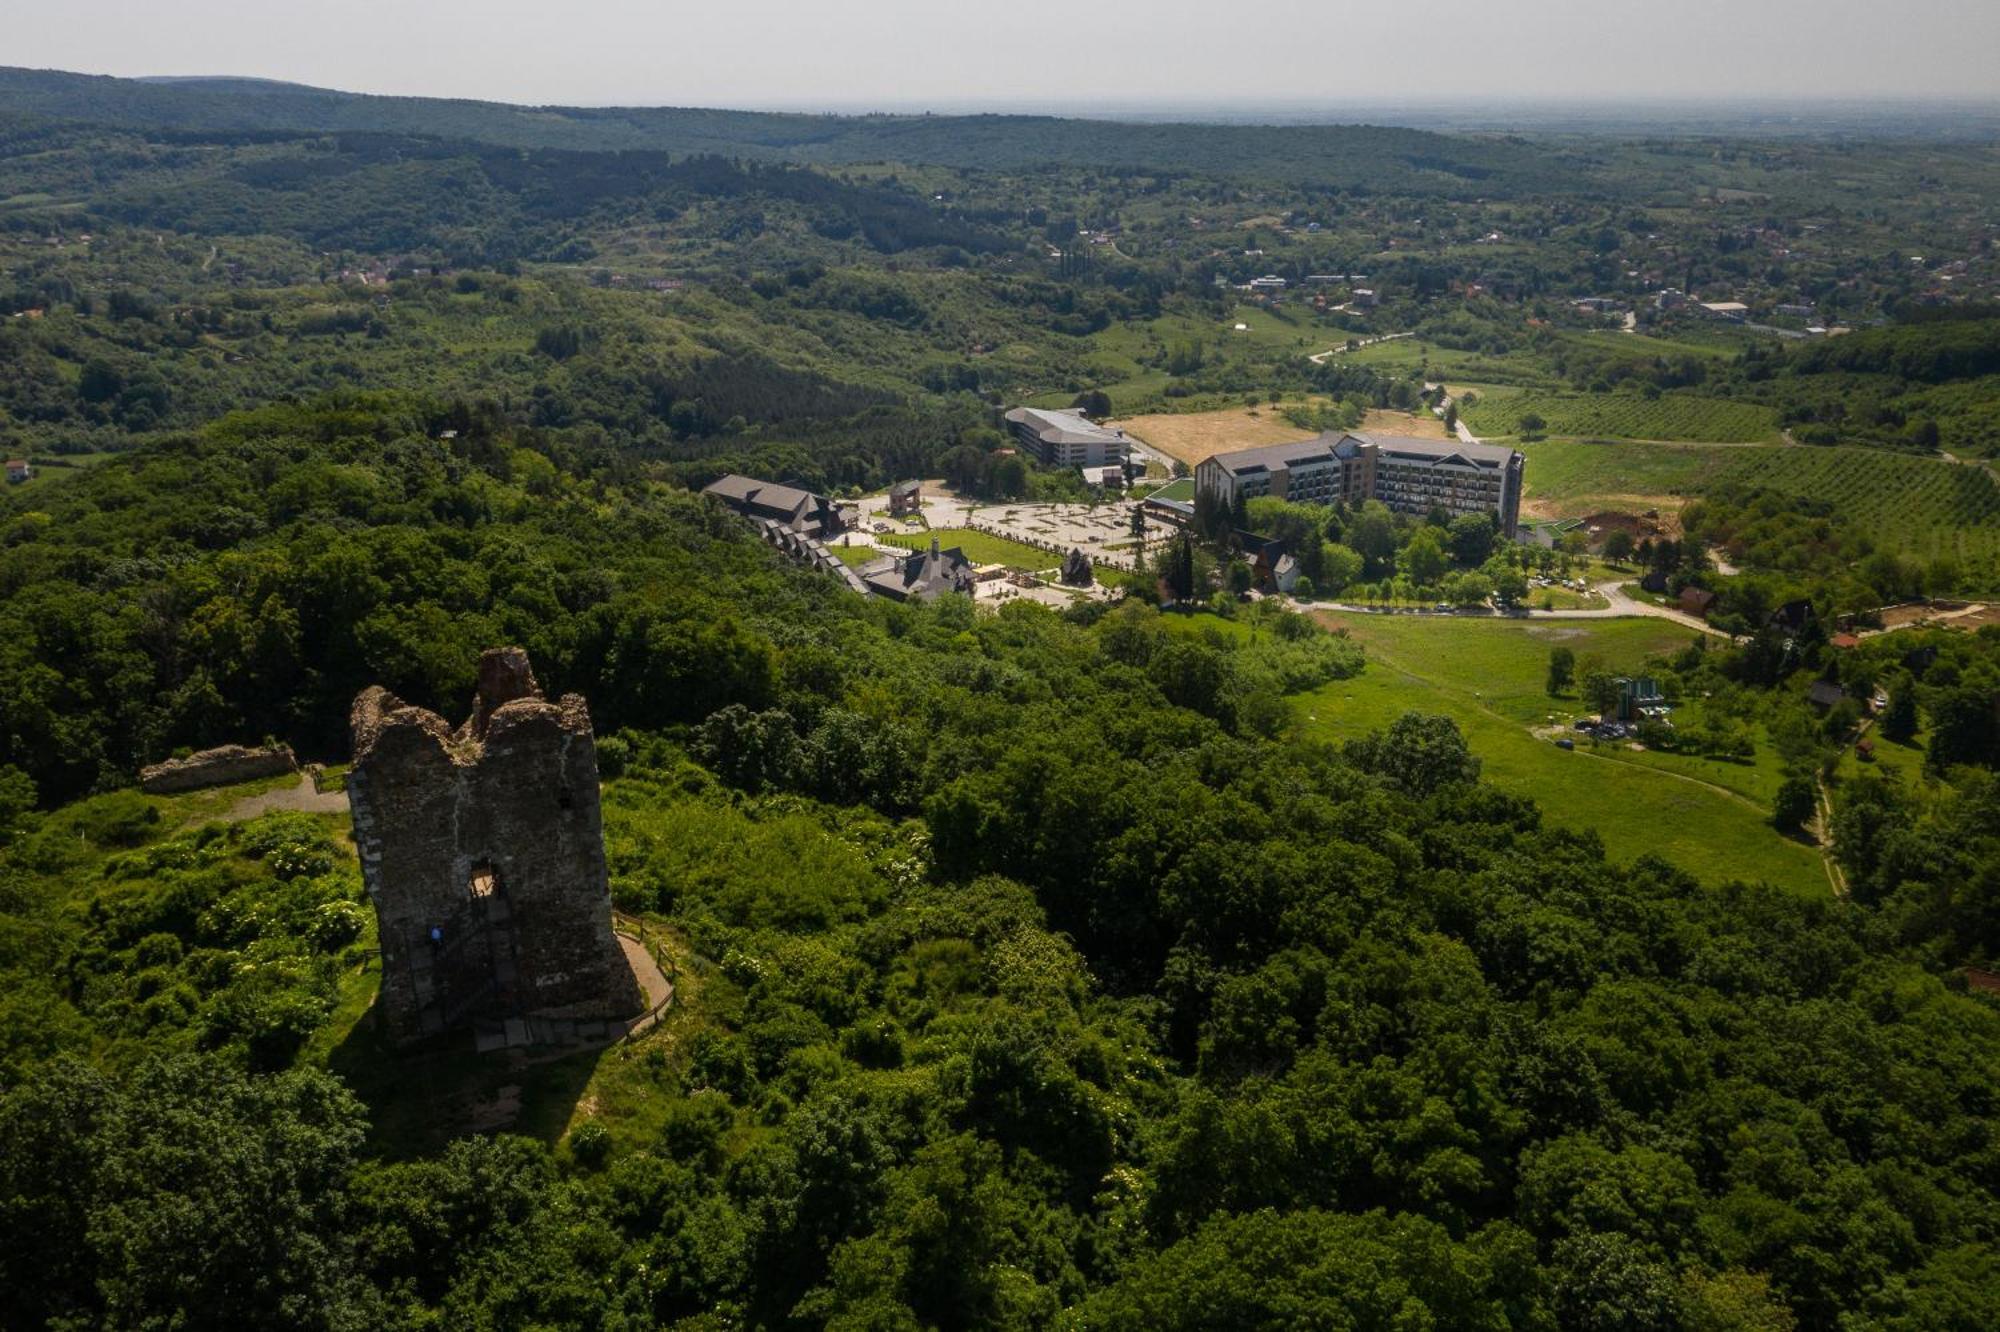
[1462,388,1782,443]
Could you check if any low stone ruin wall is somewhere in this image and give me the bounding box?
[139,744,297,794]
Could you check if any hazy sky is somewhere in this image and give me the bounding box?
[5,0,1998,110]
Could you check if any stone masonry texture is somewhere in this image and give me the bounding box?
[348,648,641,1046]
[140,744,297,794]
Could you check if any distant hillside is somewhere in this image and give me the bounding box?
[0,66,1576,193]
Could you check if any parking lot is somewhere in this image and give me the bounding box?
[851,486,1167,572]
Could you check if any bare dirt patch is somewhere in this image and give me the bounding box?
[1358,408,1449,439]
[1110,406,1318,468]
[1523,493,1686,533]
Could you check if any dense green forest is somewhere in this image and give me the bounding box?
[4,69,2000,1331]
[5,393,2000,1330]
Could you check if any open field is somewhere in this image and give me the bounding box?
[1462,388,1782,443]
[1341,337,1559,387]
[1358,408,1450,438]
[1295,613,1828,895]
[1110,405,1317,467]
[882,526,1053,569]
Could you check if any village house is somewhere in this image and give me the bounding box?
[1679,586,1718,618]
[888,479,922,517]
[4,459,31,484]
[701,474,847,539]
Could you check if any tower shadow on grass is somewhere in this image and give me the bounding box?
[325,997,608,1160]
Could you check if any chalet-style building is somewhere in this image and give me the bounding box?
[888,479,922,516]
[855,538,976,602]
[701,474,846,539]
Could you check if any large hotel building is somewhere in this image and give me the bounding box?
[1194,431,1524,532]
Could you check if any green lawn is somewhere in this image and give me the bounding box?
[1299,614,1828,895]
[830,542,879,567]
[882,527,1054,570]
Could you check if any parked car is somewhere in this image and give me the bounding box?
[1555,738,1575,750]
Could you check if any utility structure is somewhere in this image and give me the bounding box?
[348,648,641,1046]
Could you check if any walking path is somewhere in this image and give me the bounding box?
[220,773,350,821]
[1305,578,1732,638]
[1308,331,1413,364]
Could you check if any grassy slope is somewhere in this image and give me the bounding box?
[1298,614,1827,895]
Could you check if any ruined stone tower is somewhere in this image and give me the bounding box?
[348,648,642,1046]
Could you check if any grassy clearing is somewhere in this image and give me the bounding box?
[883,526,1053,570]
[1463,388,1781,443]
[1342,338,1559,387]
[1298,614,1827,894]
[831,542,879,567]
[1358,407,1450,439]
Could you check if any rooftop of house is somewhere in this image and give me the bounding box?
[702,473,819,515]
[857,540,975,601]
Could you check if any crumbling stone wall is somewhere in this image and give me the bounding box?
[348,648,641,1046]
[140,744,297,794]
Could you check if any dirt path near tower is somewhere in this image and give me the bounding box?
[219,773,350,821]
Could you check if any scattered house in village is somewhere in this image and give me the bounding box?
[1769,600,1818,640]
[1351,288,1379,309]
[888,479,922,517]
[1198,432,1524,534]
[1698,301,1749,322]
[1232,531,1300,594]
[1002,408,1131,468]
[1060,547,1094,587]
[1639,570,1670,594]
[701,474,847,539]
[855,537,977,602]
[1679,586,1718,618]
[1829,632,1861,650]
[1247,274,1288,293]
[1807,680,1848,711]
[4,459,31,484]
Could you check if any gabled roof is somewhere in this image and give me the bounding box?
[703,473,814,516]
[857,544,976,601]
[1808,680,1847,708]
